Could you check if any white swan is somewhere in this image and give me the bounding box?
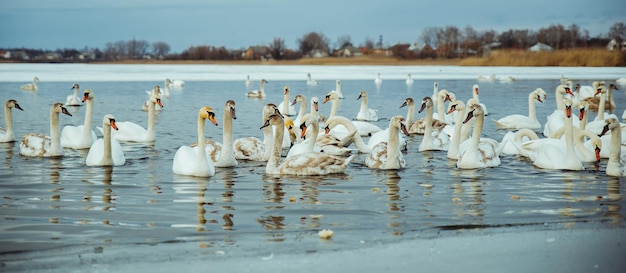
[278,85,296,116]
[543,84,579,137]
[65,83,82,106]
[446,100,466,159]
[356,90,379,121]
[477,74,495,82]
[494,88,547,130]
[21,77,39,91]
[86,115,126,166]
[374,73,382,89]
[233,103,277,161]
[310,96,326,123]
[323,91,382,137]
[306,73,320,87]
[246,79,268,98]
[517,99,584,170]
[406,74,414,86]
[584,85,620,134]
[19,103,72,157]
[167,78,185,89]
[365,116,410,170]
[498,129,539,156]
[172,106,218,177]
[585,83,617,114]
[245,75,252,90]
[287,113,351,158]
[106,92,163,142]
[431,81,439,105]
[261,113,354,176]
[323,116,372,153]
[471,84,488,116]
[418,97,450,152]
[399,97,446,135]
[61,89,97,149]
[0,99,24,143]
[331,79,344,99]
[142,86,163,112]
[214,100,238,167]
[456,104,501,169]
[599,118,626,176]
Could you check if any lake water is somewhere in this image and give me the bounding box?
[1,64,625,271]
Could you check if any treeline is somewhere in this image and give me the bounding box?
[2,22,625,63]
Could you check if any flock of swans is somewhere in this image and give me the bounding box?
[4,75,626,179]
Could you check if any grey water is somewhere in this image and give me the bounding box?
[0,64,625,270]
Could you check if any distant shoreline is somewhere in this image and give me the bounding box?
[88,57,462,66]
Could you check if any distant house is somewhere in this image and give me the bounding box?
[528,42,553,52]
[410,43,437,58]
[333,46,362,57]
[0,50,9,59]
[606,39,626,51]
[243,46,271,60]
[308,49,328,58]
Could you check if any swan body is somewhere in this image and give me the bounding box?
[456,104,501,169]
[172,106,218,177]
[65,83,82,106]
[306,73,320,87]
[61,89,97,149]
[261,114,354,176]
[20,103,72,157]
[406,74,414,86]
[246,79,268,98]
[0,99,24,142]
[494,88,547,130]
[106,91,163,142]
[418,97,450,152]
[498,129,539,156]
[543,84,579,137]
[365,116,410,169]
[21,77,39,91]
[245,75,252,90]
[86,115,126,166]
[278,85,296,116]
[233,103,277,161]
[599,118,626,176]
[198,100,238,167]
[356,90,379,121]
[167,78,185,89]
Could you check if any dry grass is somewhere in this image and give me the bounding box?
[459,49,625,67]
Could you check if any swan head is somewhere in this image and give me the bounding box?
[103,114,118,130]
[472,84,479,95]
[557,84,574,96]
[357,90,368,100]
[283,85,290,95]
[591,138,602,162]
[152,85,162,96]
[260,79,268,84]
[291,94,303,106]
[578,101,588,120]
[199,106,218,126]
[324,91,339,104]
[418,97,433,113]
[34,77,39,82]
[463,104,484,124]
[447,100,465,114]
[336,80,341,86]
[71,83,79,90]
[263,103,279,119]
[400,97,414,108]
[439,89,453,102]
[594,85,606,96]
[533,88,547,103]
[434,81,438,88]
[608,83,619,91]
[260,114,284,129]
[599,118,620,137]
[6,99,23,111]
[82,89,94,103]
[390,116,410,136]
[225,100,236,120]
[311,97,319,111]
[563,99,573,118]
[52,102,72,117]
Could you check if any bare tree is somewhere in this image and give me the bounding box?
[336,35,353,49]
[361,37,376,49]
[297,32,330,56]
[609,22,626,50]
[152,41,171,58]
[420,27,440,48]
[268,37,286,60]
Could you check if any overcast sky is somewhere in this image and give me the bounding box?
[1,0,624,53]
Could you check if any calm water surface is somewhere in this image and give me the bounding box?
[0,66,625,269]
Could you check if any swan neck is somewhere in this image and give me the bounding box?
[597,91,606,120]
[268,120,284,172]
[424,103,434,137]
[437,98,445,121]
[556,89,564,111]
[223,110,233,147]
[609,124,622,164]
[102,123,113,165]
[50,108,61,154]
[564,114,575,157]
[528,92,537,120]
[448,109,465,159]
[4,104,12,131]
[297,99,307,120]
[386,124,401,164]
[406,104,415,126]
[197,116,206,158]
[83,98,94,138]
[469,113,484,151]
[282,93,290,113]
[330,98,339,117]
[146,99,156,140]
[359,96,368,113]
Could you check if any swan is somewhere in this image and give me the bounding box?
[543,84,578,137]
[61,89,97,149]
[0,99,24,143]
[517,99,584,170]
[356,90,379,121]
[245,75,252,90]
[446,100,466,159]
[65,83,82,106]
[477,74,495,82]
[323,116,374,153]
[158,80,171,98]
[365,116,410,169]
[456,104,501,169]
[435,89,455,124]
[214,100,238,167]
[399,97,446,135]
[106,91,163,142]
[233,103,278,161]
[330,80,344,99]
[585,83,617,113]
[418,97,450,151]
[498,129,540,156]
[287,114,330,158]
[310,96,326,123]
[498,76,515,83]
[431,81,439,105]
[323,91,382,137]
[142,86,163,112]
[291,94,308,125]
[374,73,382,88]
[584,85,620,134]
[21,77,39,91]
[616,77,626,87]
[599,118,626,176]
[260,113,354,176]
[574,81,601,101]
[19,103,72,157]
[471,84,488,116]
[167,78,185,89]
[306,73,320,87]
[246,79,268,98]
[406,74,414,86]
[86,115,126,166]
[278,85,296,116]
[172,106,218,177]
[494,88,547,130]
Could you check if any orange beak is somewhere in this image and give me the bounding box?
[156,98,164,108]
[314,102,319,111]
[300,124,307,139]
[110,119,119,131]
[82,92,89,103]
[595,146,601,162]
[323,96,330,104]
[324,126,330,135]
[208,114,218,126]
